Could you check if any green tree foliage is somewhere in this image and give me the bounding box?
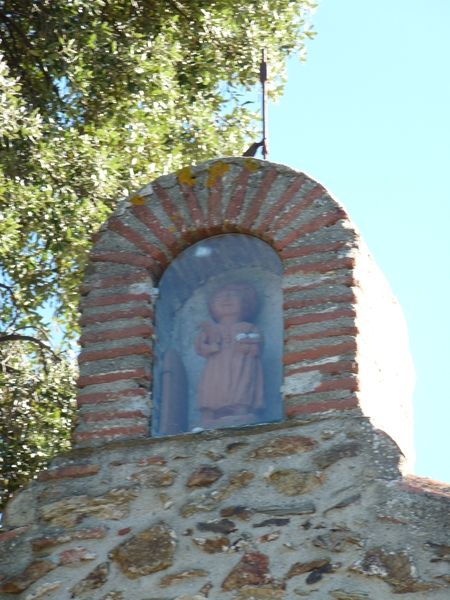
[0,0,316,507]
[0,342,76,508]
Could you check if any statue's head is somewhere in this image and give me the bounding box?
[208,282,259,322]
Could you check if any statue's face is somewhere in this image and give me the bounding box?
[211,288,243,321]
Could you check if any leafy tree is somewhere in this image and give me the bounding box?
[0,0,316,507]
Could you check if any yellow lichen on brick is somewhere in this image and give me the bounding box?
[243,158,259,172]
[177,166,196,187]
[130,195,145,206]
[207,161,230,188]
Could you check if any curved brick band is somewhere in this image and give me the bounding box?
[75,157,414,466]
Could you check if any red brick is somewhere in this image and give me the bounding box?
[284,308,356,328]
[77,368,150,388]
[284,257,355,276]
[280,240,351,260]
[77,387,147,406]
[80,271,150,293]
[131,204,179,251]
[207,177,225,231]
[268,184,325,234]
[241,168,278,230]
[286,397,359,417]
[398,476,450,499]
[180,183,204,224]
[286,360,357,376]
[80,324,153,345]
[153,182,192,243]
[153,183,186,226]
[225,167,251,222]
[90,251,155,269]
[257,174,306,231]
[79,343,152,363]
[287,327,358,342]
[81,293,151,308]
[38,464,100,481]
[283,341,357,365]
[108,217,169,266]
[298,207,347,236]
[315,376,359,393]
[79,306,153,326]
[81,410,147,423]
[74,425,148,442]
[276,207,347,250]
[283,292,355,310]
[283,275,356,294]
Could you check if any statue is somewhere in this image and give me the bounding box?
[195,283,264,428]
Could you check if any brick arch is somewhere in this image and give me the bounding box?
[75,157,360,447]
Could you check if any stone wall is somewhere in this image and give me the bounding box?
[1,157,448,599]
[1,415,449,599]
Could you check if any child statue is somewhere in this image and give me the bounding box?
[195,282,264,428]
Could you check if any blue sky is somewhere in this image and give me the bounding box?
[268,0,450,482]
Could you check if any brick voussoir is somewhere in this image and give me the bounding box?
[241,168,278,230]
[131,204,179,251]
[77,368,151,388]
[108,216,170,263]
[79,306,153,326]
[264,182,324,234]
[180,182,205,225]
[276,207,348,250]
[153,182,190,229]
[280,239,352,259]
[79,343,153,363]
[257,174,307,231]
[224,167,251,222]
[283,341,357,365]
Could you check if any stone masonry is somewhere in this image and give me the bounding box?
[0,158,448,599]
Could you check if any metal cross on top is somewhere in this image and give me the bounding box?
[242,49,269,159]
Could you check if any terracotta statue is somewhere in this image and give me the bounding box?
[195,283,264,427]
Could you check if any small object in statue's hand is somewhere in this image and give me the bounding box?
[235,333,248,341]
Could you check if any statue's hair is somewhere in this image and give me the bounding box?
[208,282,259,322]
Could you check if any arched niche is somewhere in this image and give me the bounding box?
[152,233,283,436]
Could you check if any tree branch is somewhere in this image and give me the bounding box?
[0,333,60,362]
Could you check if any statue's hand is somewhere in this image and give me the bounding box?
[235,340,253,355]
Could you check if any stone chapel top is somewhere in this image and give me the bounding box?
[76,157,415,470]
